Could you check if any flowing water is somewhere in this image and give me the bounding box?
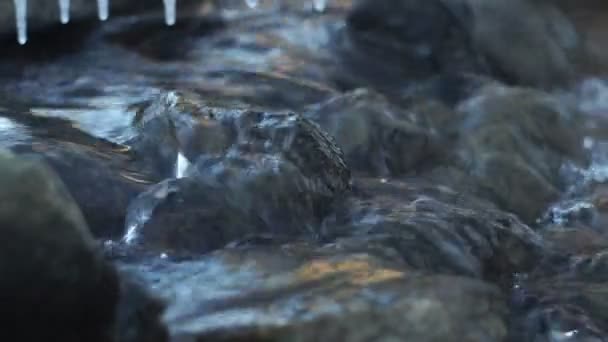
[3,1,608,341]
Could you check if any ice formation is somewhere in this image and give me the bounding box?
[312,0,327,12]
[245,0,258,9]
[163,0,176,26]
[13,0,27,45]
[59,0,70,24]
[97,0,109,21]
[12,0,331,45]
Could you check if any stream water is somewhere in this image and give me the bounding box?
[3,1,608,341]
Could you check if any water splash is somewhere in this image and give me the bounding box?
[97,0,109,21]
[58,0,70,24]
[549,329,579,341]
[577,78,608,115]
[546,200,594,226]
[163,0,176,26]
[123,180,178,245]
[13,0,27,45]
[175,152,190,179]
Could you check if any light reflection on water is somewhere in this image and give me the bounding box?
[545,78,608,227]
[577,78,608,115]
[30,104,137,144]
[0,117,30,148]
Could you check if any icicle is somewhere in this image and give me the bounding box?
[59,0,70,24]
[162,0,176,26]
[97,0,109,21]
[312,0,326,12]
[13,0,27,45]
[245,0,258,9]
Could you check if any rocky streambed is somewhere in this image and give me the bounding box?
[3,0,608,341]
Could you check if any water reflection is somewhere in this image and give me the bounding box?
[0,117,31,148]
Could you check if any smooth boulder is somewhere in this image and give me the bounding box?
[0,150,120,341]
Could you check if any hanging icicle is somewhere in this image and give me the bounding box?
[13,0,27,45]
[59,0,70,24]
[162,0,176,26]
[312,0,326,12]
[97,0,109,21]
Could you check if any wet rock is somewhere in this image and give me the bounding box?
[431,84,589,223]
[399,72,494,107]
[323,177,543,282]
[124,91,350,254]
[343,0,586,90]
[1,109,156,238]
[124,154,332,254]
[336,0,488,95]
[130,91,350,193]
[508,229,608,341]
[510,269,608,342]
[0,149,120,341]
[445,0,582,88]
[542,227,608,257]
[115,275,169,342]
[124,246,509,342]
[306,88,444,176]
[557,1,608,77]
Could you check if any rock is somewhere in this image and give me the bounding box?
[444,0,582,88]
[124,91,350,254]
[432,84,588,223]
[123,154,325,254]
[114,275,169,342]
[509,253,608,341]
[306,88,444,176]
[323,177,544,282]
[399,72,494,107]
[556,0,608,77]
[336,0,487,96]
[342,0,588,90]
[124,246,509,342]
[0,149,120,341]
[130,91,350,193]
[1,109,157,238]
